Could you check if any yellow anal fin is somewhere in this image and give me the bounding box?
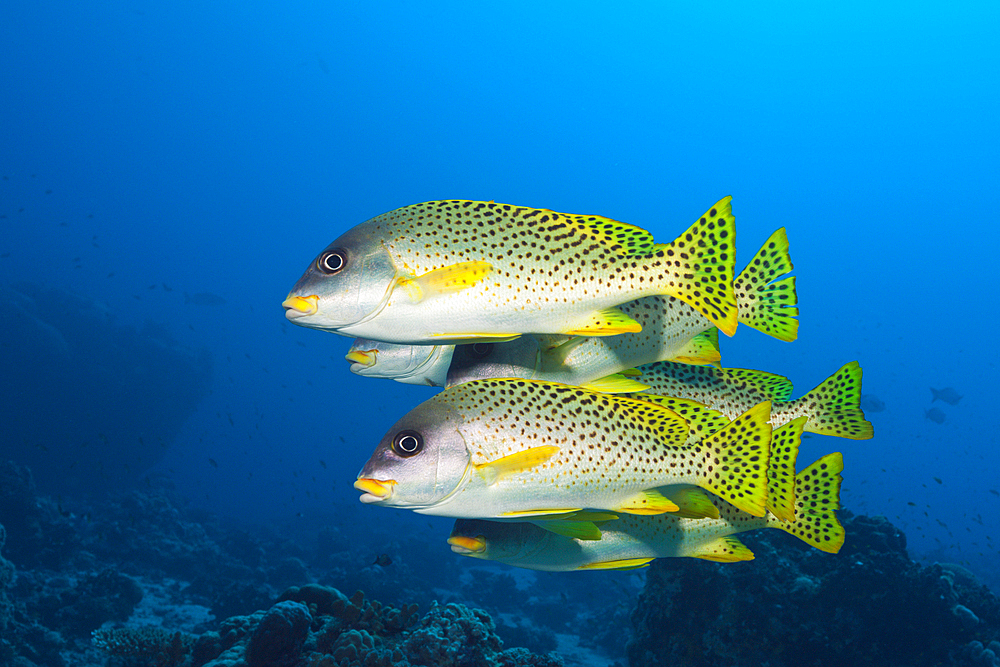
[668,328,722,366]
[616,488,680,515]
[582,373,650,394]
[530,520,603,541]
[578,557,655,571]
[401,261,494,302]
[563,307,642,336]
[689,536,755,562]
[665,487,720,520]
[476,445,560,486]
[500,507,583,517]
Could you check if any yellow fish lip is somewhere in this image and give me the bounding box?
[345,349,376,367]
[447,535,487,554]
[282,294,319,318]
[354,477,395,503]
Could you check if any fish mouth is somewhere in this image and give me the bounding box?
[447,535,487,554]
[354,478,395,503]
[282,295,319,319]
[345,349,376,369]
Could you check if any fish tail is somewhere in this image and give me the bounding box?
[766,416,805,522]
[695,401,772,517]
[768,452,845,553]
[647,197,738,336]
[734,228,799,341]
[788,361,874,439]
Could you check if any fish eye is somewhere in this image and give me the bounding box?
[317,248,347,275]
[469,343,494,358]
[392,429,423,457]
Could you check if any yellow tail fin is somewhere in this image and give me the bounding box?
[766,416,805,522]
[789,361,874,439]
[695,401,773,517]
[734,228,799,341]
[769,452,845,553]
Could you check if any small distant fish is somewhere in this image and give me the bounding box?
[860,394,886,413]
[373,554,392,567]
[924,408,946,424]
[930,387,962,405]
[208,458,219,468]
[184,291,227,306]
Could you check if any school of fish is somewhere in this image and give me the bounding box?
[284,196,873,571]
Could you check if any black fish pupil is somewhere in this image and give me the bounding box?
[394,430,423,456]
[320,250,346,274]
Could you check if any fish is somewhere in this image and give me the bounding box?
[373,554,392,567]
[354,378,774,519]
[860,394,886,413]
[346,338,455,386]
[625,360,874,440]
[343,228,797,389]
[184,291,227,306]
[930,387,962,405]
[284,198,739,344]
[447,451,844,571]
[924,407,946,424]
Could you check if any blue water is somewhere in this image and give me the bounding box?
[3,0,998,595]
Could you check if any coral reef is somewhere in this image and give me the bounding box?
[628,511,1000,667]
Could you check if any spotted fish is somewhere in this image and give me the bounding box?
[284,198,738,344]
[447,451,845,572]
[626,360,874,440]
[354,379,774,519]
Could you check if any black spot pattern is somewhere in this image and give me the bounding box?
[783,452,845,553]
[781,361,874,439]
[732,227,799,341]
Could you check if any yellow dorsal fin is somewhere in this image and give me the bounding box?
[664,487,720,519]
[530,520,603,541]
[668,328,722,366]
[769,452,845,553]
[476,445,560,485]
[582,373,651,394]
[689,536,755,562]
[734,228,799,341]
[578,557,655,571]
[628,394,730,444]
[616,488,680,515]
[401,260,493,302]
[559,213,658,256]
[726,367,795,401]
[562,307,642,336]
[766,416,805,522]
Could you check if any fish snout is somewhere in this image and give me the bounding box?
[346,349,377,368]
[282,295,319,319]
[354,477,395,503]
[447,535,487,554]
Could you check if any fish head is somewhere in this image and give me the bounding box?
[447,519,541,562]
[355,397,471,510]
[446,337,542,387]
[283,223,398,334]
[346,338,455,387]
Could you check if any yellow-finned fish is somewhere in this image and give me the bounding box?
[341,228,797,390]
[283,198,738,344]
[346,338,455,387]
[627,360,874,440]
[446,451,845,572]
[353,379,774,519]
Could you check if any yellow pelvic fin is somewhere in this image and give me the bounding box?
[476,445,560,486]
[578,557,655,571]
[648,196,738,337]
[500,507,583,517]
[793,361,873,440]
[766,416,805,522]
[697,401,773,517]
[563,307,642,336]
[400,261,494,302]
[770,452,845,554]
[689,536,755,562]
[582,373,651,394]
[428,333,522,344]
[663,487,720,519]
[564,510,619,522]
[530,520,603,541]
[734,228,799,342]
[668,328,722,366]
[616,488,680,515]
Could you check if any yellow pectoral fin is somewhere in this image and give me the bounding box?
[578,557,655,571]
[476,445,560,485]
[531,520,603,541]
[562,307,642,336]
[404,261,494,303]
[616,489,680,515]
[689,536,755,562]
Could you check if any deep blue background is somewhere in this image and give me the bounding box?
[3,1,998,586]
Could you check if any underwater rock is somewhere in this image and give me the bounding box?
[628,512,1000,667]
[247,600,311,667]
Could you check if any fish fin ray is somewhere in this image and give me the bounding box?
[734,228,799,341]
[791,361,873,439]
[476,445,560,485]
[562,307,642,336]
[689,536,755,562]
[766,416,805,522]
[768,452,845,553]
[697,402,772,517]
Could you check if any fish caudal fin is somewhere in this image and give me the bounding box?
[734,228,799,341]
[768,452,845,553]
[766,416,805,522]
[695,401,773,517]
[648,197,738,337]
[668,328,722,366]
[790,361,874,439]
